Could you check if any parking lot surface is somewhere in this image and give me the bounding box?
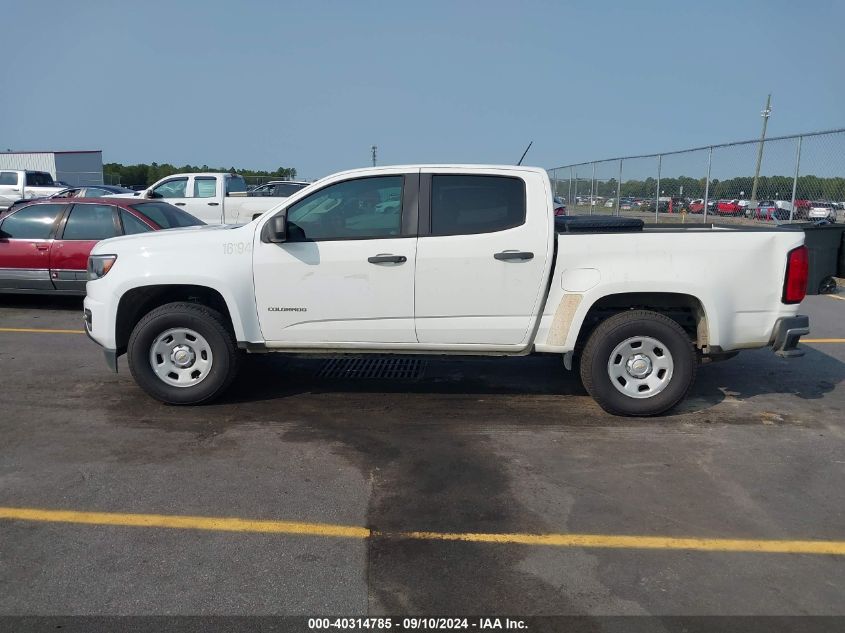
[1,292,843,615]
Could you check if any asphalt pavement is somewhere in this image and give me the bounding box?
[0,292,843,616]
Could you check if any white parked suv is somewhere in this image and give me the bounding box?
[0,170,66,211]
[808,202,836,223]
[84,165,811,416]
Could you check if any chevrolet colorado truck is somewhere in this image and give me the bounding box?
[84,165,810,416]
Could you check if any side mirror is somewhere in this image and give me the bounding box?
[262,212,287,243]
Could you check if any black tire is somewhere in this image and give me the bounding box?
[579,310,697,416]
[127,302,240,405]
[819,276,837,295]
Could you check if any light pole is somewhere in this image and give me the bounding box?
[750,94,771,205]
[371,145,377,167]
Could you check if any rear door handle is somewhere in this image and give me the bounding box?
[35,244,49,251]
[494,251,534,261]
[368,254,407,264]
[174,202,186,206]
[208,202,219,206]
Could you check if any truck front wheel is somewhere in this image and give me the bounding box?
[127,302,241,405]
[579,310,696,416]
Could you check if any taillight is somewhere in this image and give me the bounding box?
[782,245,808,304]
[555,207,566,216]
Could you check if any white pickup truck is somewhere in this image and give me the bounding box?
[117,172,292,224]
[0,170,66,211]
[84,165,810,416]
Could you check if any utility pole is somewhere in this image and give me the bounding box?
[750,94,771,205]
[371,145,377,167]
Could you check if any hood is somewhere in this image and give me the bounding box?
[91,223,247,255]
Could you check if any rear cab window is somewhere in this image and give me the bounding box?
[25,172,56,187]
[225,175,248,195]
[429,175,526,236]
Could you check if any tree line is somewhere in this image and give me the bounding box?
[104,162,297,188]
[556,174,845,201]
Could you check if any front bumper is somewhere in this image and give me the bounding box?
[83,302,118,373]
[771,315,810,358]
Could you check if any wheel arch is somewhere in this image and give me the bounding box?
[115,284,243,355]
[572,291,711,352]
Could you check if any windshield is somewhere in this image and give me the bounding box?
[129,202,205,228]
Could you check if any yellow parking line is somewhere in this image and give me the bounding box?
[2,506,844,556]
[0,327,84,334]
[803,338,845,343]
[402,530,845,555]
[826,294,845,302]
[0,507,369,539]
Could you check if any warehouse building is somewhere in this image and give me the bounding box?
[0,150,103,186]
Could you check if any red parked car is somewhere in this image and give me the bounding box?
[716,200,744,216]
[0,198,203,295]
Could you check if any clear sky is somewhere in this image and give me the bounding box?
[2,0,843,179]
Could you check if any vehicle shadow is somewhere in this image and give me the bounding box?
[210,344,844,425]
[0,295,84,311]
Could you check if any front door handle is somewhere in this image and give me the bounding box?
[174,202,186,206]
[494,251,534,261]
[208,202,219,206]
[35,244,49,251]
[368,254,407,264]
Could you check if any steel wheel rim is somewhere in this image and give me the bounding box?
[607,336,674,399]
[149,327,214,388]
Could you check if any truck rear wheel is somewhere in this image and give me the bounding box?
[127,302,240,405]
[579,310,696,416]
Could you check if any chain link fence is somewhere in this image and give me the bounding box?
[549,128,845,225]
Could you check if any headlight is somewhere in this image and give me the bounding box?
[88,254,117,280]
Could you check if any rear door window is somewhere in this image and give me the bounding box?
[193,177,217,198]
[0,172,18,186]
[429,175,526,236]
[61,204,119,240]
[0,204,64,239]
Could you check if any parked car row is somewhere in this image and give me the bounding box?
[560,193,840,223]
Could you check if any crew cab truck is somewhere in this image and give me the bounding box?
[84,165,810,416]
[0,170,66,211]
[118,173,291,225]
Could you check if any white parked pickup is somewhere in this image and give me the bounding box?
[0,169,66,211]
[84,165,810,416]
[114,172,297,224]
